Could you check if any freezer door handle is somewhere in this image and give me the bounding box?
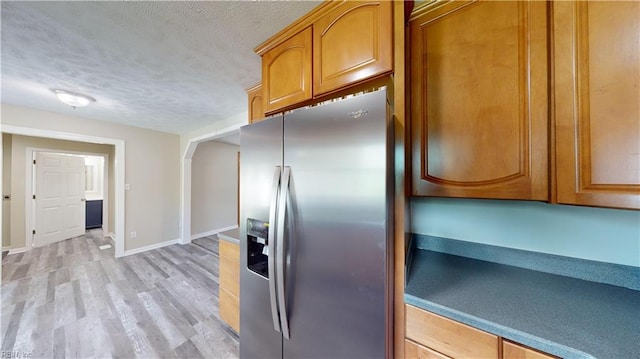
[276,166,291,339]
[268,166,282,333]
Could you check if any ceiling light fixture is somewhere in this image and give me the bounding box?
[51,89,96,108]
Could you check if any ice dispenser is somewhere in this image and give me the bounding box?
[247,218,270,278]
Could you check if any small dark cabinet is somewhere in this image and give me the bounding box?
[86,200,103,229]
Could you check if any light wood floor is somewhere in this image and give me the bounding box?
[1,229,239,358]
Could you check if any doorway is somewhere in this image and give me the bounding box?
[26,148,109,249]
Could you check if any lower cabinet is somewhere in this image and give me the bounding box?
[405,304,557,359]
[219,240,240,333]
[85,200,103,229]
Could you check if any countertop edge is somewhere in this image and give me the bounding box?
[404,294,595,359]
[218,229,240,245]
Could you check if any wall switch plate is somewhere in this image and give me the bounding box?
[125,184,131,190]
[131,231,137,239]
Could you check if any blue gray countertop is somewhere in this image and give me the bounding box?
[405,236,640,359]
[218,228,240,245]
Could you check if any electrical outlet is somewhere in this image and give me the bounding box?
[131,231,137,239]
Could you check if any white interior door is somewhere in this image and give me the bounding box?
[34,152,86,247]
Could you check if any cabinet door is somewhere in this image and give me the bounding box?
[553,1,640,209]
[247,83,264,124]
[313,1,392,95]
[262,27,312,114]
[219,240,240,332]
[410,1,548,199]
[503,341,557,359]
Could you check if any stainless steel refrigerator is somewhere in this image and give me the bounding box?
[239,88,392,359]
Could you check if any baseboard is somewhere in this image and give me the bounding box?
[7,247,27,255]
[107,232,116,241]
[123,238,180,256]
[191,225,238,240]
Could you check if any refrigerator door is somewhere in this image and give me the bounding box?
[240,115,284,359]
[281,90,390,358]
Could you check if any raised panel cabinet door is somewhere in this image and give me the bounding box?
[247,83,264,124]
[553,1,640,209]
[313,1,393,95]
[503,341,557,359]
[262,27,312,114]
[410,1,548,200]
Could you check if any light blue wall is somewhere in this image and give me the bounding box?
[411,198,640,267]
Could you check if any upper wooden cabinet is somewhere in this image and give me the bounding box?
[553,1,640,210]
[247,83,264,124]
[409,1,549,200]
[262,27,313,114]
[257,1,393,114]
[313,1,393,95]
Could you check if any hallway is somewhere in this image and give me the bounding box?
[1,229,238,358]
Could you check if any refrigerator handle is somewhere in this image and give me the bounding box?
[276,166,291,339]
[268,166,282,333]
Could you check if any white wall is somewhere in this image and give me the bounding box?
[191,140,239,236]
[411,198,640,267]
[1,104,181,252]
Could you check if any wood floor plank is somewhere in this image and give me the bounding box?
[146,286,198,338]
[1,230,238,358]
[1,301,24,351]
[46,271,56,304]
[100,315,136,358]
[173,338,205,359]
[141,254,170,279]
[31,302,55,358]
[10,264,31,281]
[137,290,189,349]
[192,236,219,256]
[11,300,38,356]
[71,280,86,320]
[153,281,200,326]
[52,326,64,359]
[53,282,75,329]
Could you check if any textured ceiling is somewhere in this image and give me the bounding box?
[1,1,320,134]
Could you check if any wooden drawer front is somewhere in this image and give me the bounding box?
[406,305,499,359]
[220,256,239,298]
[219,287,239,333]
[503,341,556,359]
[406,339,452,359]
[219,240,240,262]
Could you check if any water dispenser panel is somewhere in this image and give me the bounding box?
[247,218,269,278]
